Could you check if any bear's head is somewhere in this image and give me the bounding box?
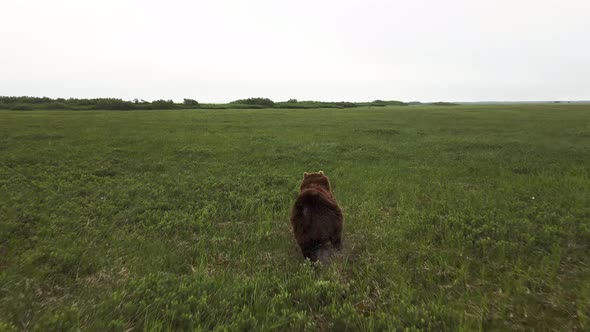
[300,170,332,192]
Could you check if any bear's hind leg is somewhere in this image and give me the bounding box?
[330,234,342,250]
[301,241,321,262]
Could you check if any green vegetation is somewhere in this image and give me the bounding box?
[429,102,460,106]
[230,97,276,107]
[0,96,412,110]
[1,104,589,330]
[183,99,200,107]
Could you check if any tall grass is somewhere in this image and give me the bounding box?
[0,104,588,330]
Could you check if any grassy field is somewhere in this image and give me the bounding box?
[1,105,589,331]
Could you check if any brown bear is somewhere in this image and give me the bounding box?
[290,171,343,261]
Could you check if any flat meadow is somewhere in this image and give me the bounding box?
[0,104,589,331]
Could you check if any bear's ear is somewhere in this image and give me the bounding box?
[319,170,325,175]
[303,172,309,178]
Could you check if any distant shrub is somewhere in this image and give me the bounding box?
[371,100,387,106]
[230,98,275,107]
[151,99,177,109]
[8,103,33,110]
[275,101,360,109]
[387,100,407,106]
[42,102,70,110]
[287,99,298,103]
[227,104,267,109]
[183,98,199,107]
[368,100,407,106]
[430,102,459,106]
[334,102,356,108]
[0,96,53,104]
[94,99,135,110]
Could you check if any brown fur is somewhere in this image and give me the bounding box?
[291,171,343,261]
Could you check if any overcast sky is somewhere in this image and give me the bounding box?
[1,0,589,102]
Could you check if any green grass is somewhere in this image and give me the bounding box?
[1,105,589,331]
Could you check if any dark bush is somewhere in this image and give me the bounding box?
[42,102,70,110]
[0,96,52,104]
[183,98,199,105]
[334,102,356,108]
[151,100,177,109]
[183,99,200,107]
[370,100,387,106]
[94,99,135,110]
[386,100,408,106]
[230,98,275,107]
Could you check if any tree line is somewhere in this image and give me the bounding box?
[0,96,414,110]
